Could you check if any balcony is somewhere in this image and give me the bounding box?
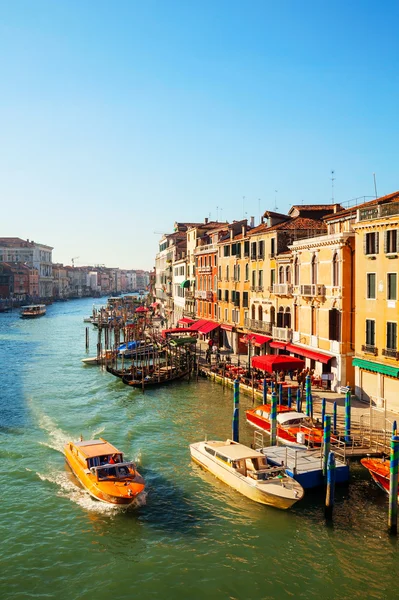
[272,326,293,342]
[382,348,399,360]
[272,283,293,296]
[195,290,207,299]
[299,284,326,297]
[358,202,399,222]
[255,285,264,292]
[194,243,217,254]
[362,344,378,356]
[197,266,212,273]
[244,318,272,334]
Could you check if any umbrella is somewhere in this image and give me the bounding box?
[135,306,149,313]
[251,354,305,374]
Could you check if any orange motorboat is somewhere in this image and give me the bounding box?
[361,457,395,499]
[64,438,145,505]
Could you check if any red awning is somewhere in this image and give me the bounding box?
[135,306,149,313]
[269,341,287,349]
[178,317,195,325]
[188,319,208,331]
[252,354,305,373]
[150,302,159,308]
[161,327,197,338]
[220,324,233,331]
[243,334,271,347]
[285,344,332,364]
[198,320,220,334]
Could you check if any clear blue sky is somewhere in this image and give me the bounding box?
[1,1,398,269]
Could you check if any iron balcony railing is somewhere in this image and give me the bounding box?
[272,283,293,296]
[362,344,378,356]
[358,202,399,222]
[272,326,293,342]
[382,348,399,360]
[299,284,326,297]
[244,318,273,334]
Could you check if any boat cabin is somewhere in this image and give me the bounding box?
[203,440,282,480]
[20,304,46,317]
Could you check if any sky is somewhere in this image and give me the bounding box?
[0,1,398,270]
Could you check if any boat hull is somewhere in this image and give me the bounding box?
[246,409,323,447]
[361,458,399,500]
[190,443,302,509]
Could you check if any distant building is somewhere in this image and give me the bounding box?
[0,237,53,298]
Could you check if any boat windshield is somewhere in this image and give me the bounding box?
[92,462,136,481]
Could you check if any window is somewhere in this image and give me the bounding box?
[332,253,339,287]
[236,243,241,257]
[329,309,341,341]
[252,271,256,288]
[251,242,257,259]
[364,232,379,255]
[218,266,221,280]
[224,290,229,302]
[237,264,240,281]
[258,305,263,321]
[224,308,228,321]
[258,241,264,259]
[277,307,284,327]
[385,229,398,254]
[226,266,229,281]
[270,269,275,286]
[367,273,376,299]
[243,291,249,308]
[311,255,318,285]
[294,304,298,331]
[235,292,240,307]
[286,266,291,284]
[218,289,222,301]
[245,264,249,281]
[258,270,263,288]
[366,319,375,346]
[224,245,230,257]
[294,258,300,285]
[311,306,317,335]
[244,241,249,257]
[279,266,284,284]
[388,273,397,300]
[270,238,275,257]
[387,322,397,350]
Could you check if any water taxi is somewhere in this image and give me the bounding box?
[64,438,145,505]
[190,439,304,509]
[361,457,398,501]
[20,304,46,318]
[246,405,323,447]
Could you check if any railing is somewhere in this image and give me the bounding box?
[272,283,293,296]
[195,290,207,299]
[362,344,378,356]
[272,326,293,342]
[194,243,217,254]
[244,318,273,334]
[255,285,264,292]
[299,284,326,297]
[250,254,257,260]
[358,202,399,222]
[197,266,212,273]
[382,348,399,359]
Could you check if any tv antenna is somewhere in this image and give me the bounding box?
[331,170,335,202]
[274,190,278,211]
[373,173,378,198]
[71,256,79,267]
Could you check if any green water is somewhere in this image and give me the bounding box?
[1,299,398,600]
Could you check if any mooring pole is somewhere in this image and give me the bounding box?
[270,392,277,446]
[296,387,301,413]
[232,378,240,442]
[323,415,331,477]
[345,388,351,444]
[263,378,267,405]
[278,383,283,406]
[321,397,326,429]
[85,326,89,351]
[287,386,292,409]
[333,401,338,436]
[388,432,399,535]
[325,451,336,520]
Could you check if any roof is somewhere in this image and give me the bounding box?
[204,441,263,460]
[72,439,120,458]
[277,412,307,425]
[324,191,399,221]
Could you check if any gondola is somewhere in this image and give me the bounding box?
[121,368,189,389]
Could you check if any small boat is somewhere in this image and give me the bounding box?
[20,304,46,318]
[64,438,145,505]
[121,367,189,389]
[190,439,303,509]
[361,457,397,499]
[246,405,323,447]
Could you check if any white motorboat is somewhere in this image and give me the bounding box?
[190,439,304,509]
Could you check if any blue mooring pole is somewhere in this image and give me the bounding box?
[345,388,351,444]
[388,434,399,534]
[333,401,337,436]
[279,383,283,406]
[270,392,277,446]
[263,378,267,405]
[323,415,331,477]
[296,388,301,413]
[325,451,336,519]
[232,378,240,442]
[321,397,326,429]
[287,386,292,409]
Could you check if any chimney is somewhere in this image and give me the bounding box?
[204,217,208,224]
[230,228,234,240]
[242,224,246,237]
[250,216,255,228]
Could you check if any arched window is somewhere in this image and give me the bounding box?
[284,307,291,328]
[237,264,240,281]
[277,306,284,327]
[251,304,256,320]
[258,305,263,321]
[286,266,291,284]
[293,303,298,331]
[279,266,284,284]
[311,305,317,335]
[294,257,300,285]
[245,264,249,281]
[270,306,275,325]
[332,253,339,287]
[311,255,318,285]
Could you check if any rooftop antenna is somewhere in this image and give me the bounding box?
[331,170,335,202]
[274,190,278,211]
[373,173,378,199]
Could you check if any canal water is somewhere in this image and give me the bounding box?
[1,298,398,600]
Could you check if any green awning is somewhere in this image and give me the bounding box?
[352,357,399,378]
[180,280,190,288]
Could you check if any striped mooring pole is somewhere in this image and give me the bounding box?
[296,388,302,413]
[345,388,351,444]
[279,383,283,406]
[232,379,240,442]
[321,398,326,429]
[287,386,292,409]
[333,401,338,436]
[388,433,399,534]
[323,415,331,477]
[263,378,267,405]
[325,451,336,519]
[270,392,277,446]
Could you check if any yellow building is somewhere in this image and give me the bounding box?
[352,191,399,412]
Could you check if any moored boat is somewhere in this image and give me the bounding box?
[64,438,145,505]
[190,439,304,509]
[246,404,323,447]
[361,457,397,499]
[121,367,189,389]
[20,304,46,318]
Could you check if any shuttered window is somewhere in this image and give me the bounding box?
[384,229,398,254]
[387,273,397,300]
[367,273,376,299]
[387,322,397,350]
[366,319,375,346]
[364,232,379,255]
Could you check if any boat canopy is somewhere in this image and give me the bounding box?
[73,439,119,458]
[205,441,263,461]
[277,412,307,425]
